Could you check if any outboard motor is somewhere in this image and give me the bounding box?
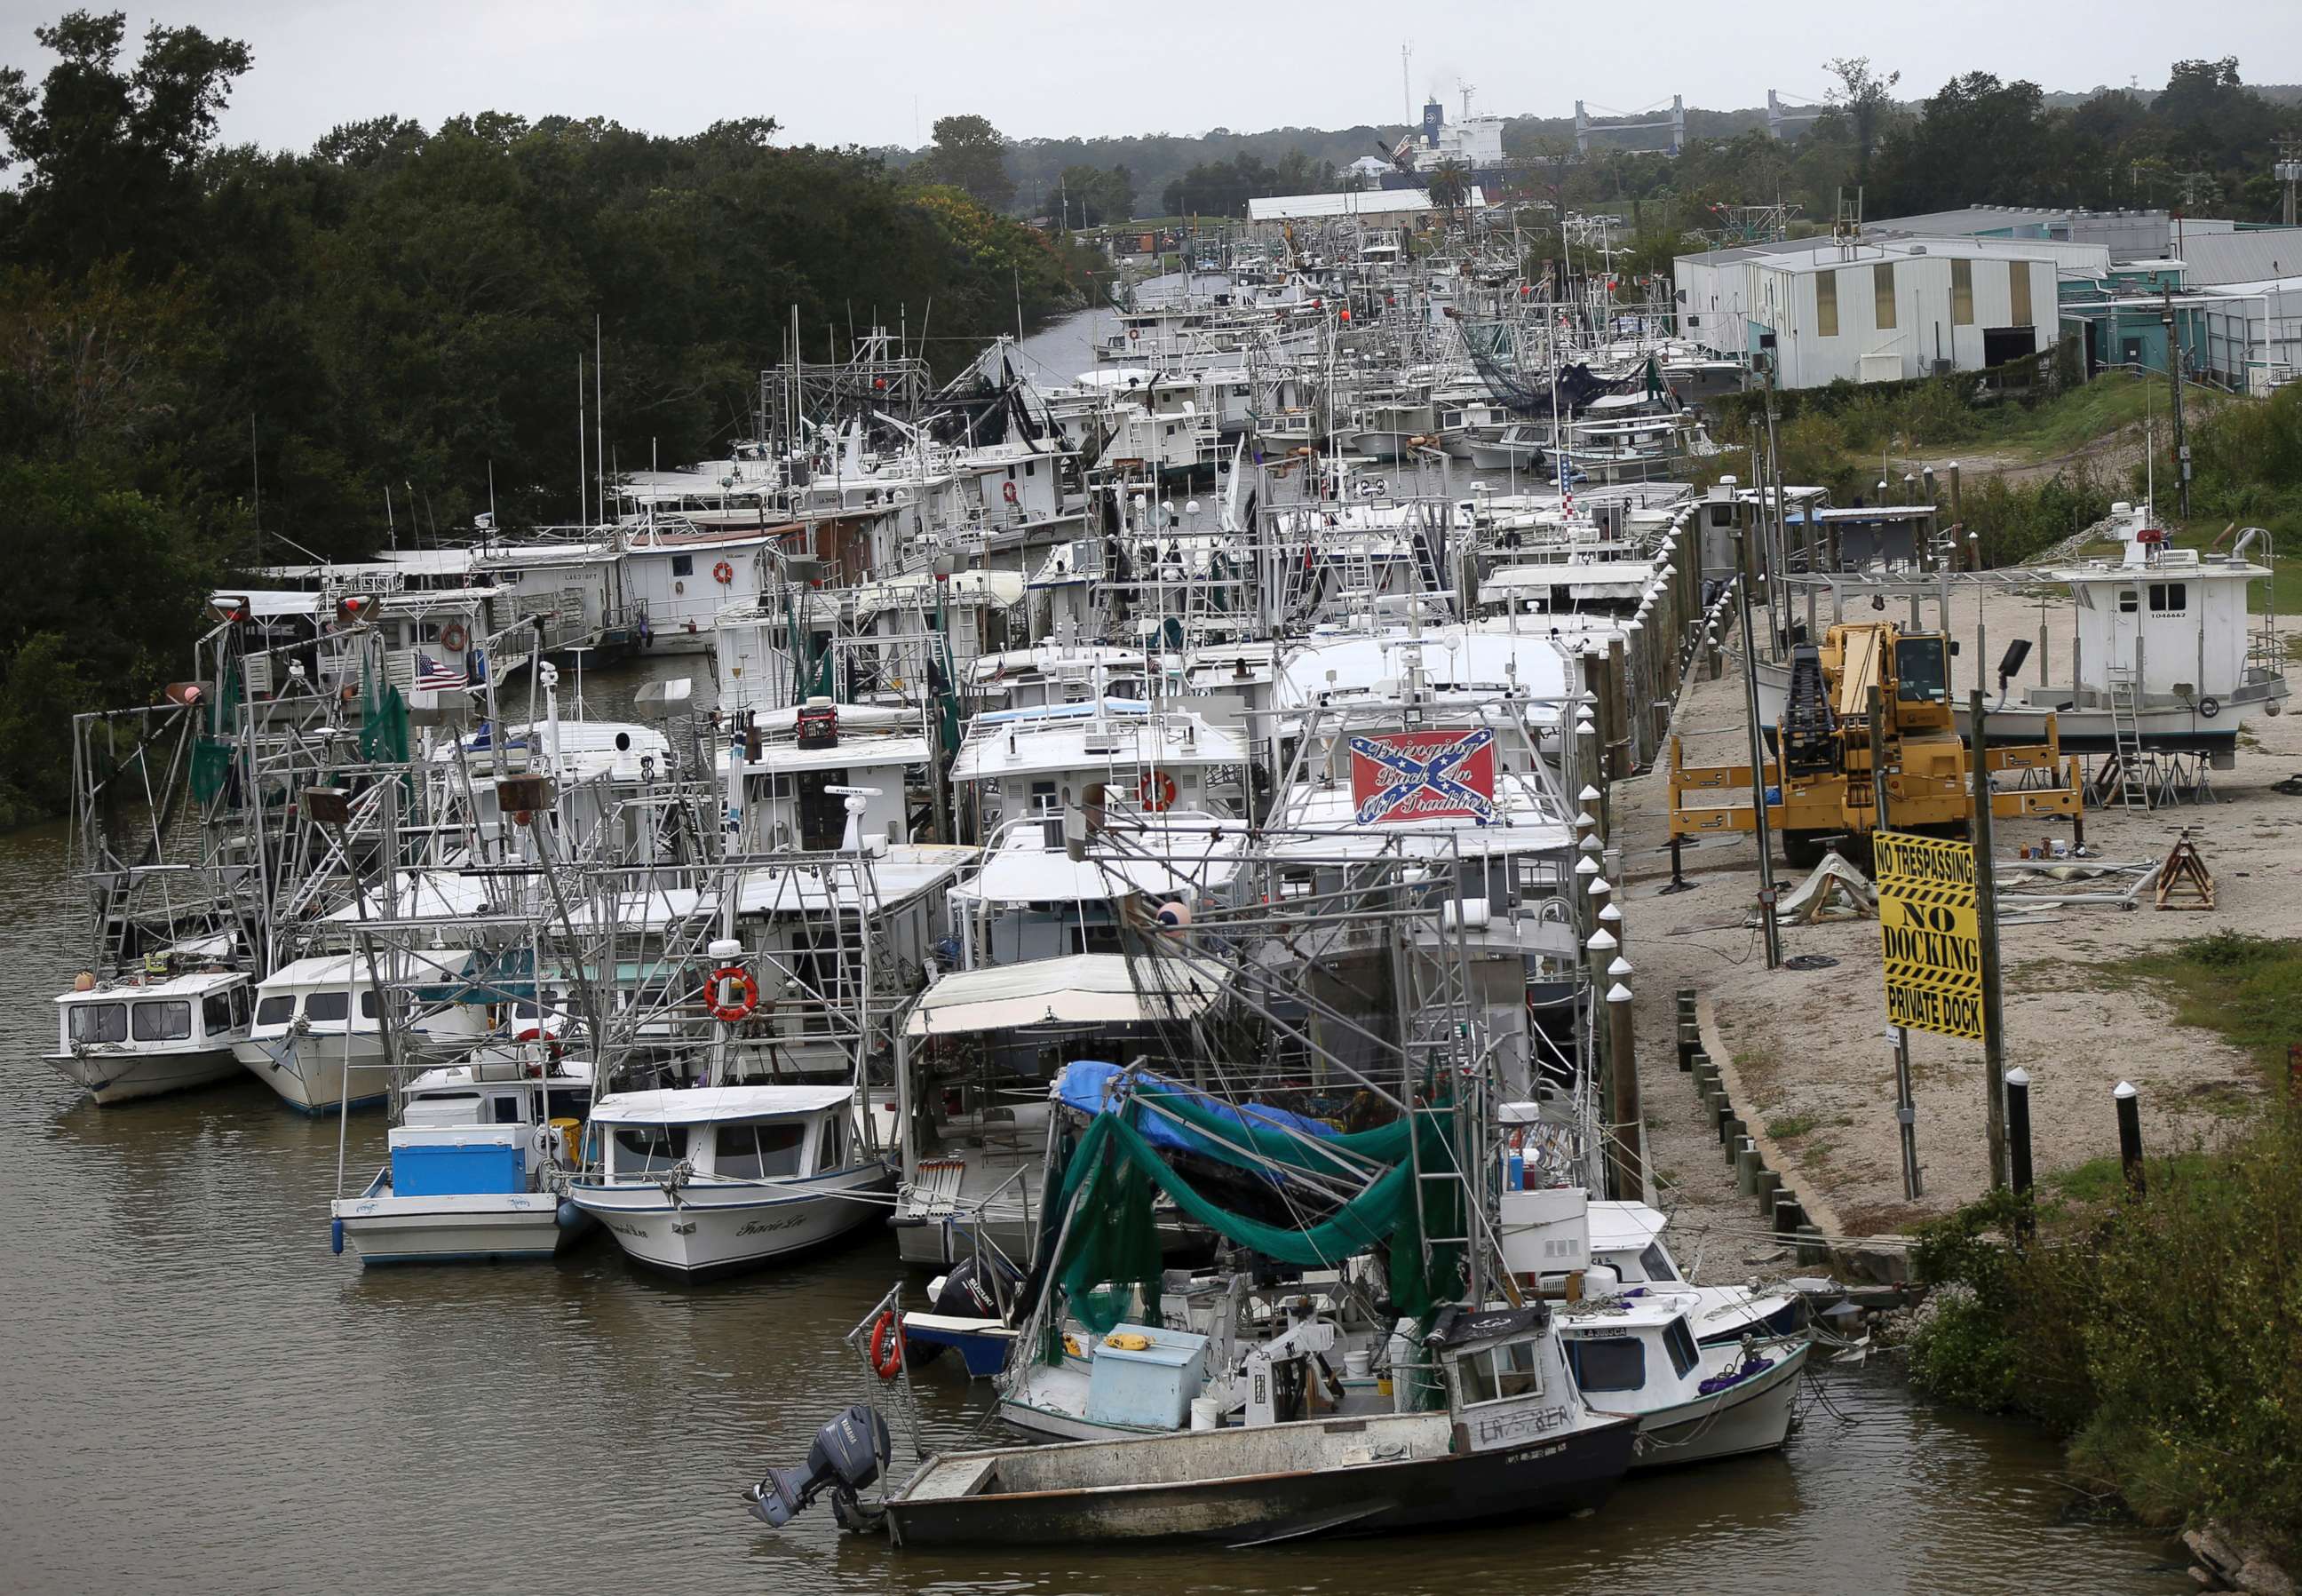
[932,1253,1024,1320]
[743,1404,892,1529]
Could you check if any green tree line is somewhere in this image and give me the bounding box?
[0,10,1097,827]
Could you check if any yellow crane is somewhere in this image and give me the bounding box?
[1670,621,2081,867]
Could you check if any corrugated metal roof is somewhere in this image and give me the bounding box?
[2169,229,2302,286]
[1246,187,1486,221]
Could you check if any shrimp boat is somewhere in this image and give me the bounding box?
[329,1050,598,1265]
[565,1084,889,1278]
[238,949,487,1114]
[755,1305,1638,1547]
[47,966,254,1105]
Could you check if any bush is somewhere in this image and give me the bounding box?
[1910,1108,2302,1559]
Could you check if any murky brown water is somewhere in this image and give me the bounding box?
[0,661,2193,1595]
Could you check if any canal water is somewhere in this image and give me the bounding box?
[0,775,2190,1592]
[0,313,2190,1592]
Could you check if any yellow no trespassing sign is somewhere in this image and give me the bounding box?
[1874,830,1986,1044]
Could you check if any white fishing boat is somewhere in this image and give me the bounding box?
[330,1052,597,1265]
[567,1084,889,1278]
[1555,1288,1810,1469]
[47,968,253,1106]
[237,949,486,1113]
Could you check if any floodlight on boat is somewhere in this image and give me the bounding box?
[302,787,353,828]
[495,774,553,823]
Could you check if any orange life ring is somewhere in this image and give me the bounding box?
[1002,480,1019,504]
[439,622,469,653]
[1127,327,1139,342]
[512,1026,564,1062]
[1139,770,1178,813]
[708,965,758,1023]
[869,1310,905,1378]
[712,559,735,584]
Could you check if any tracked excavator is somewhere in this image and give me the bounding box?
[1670,621,2081,867]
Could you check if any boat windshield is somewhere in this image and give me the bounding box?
[1452,1338,1546,1406]
[714,1122,806,1179]
[1564,1335,1646,1392]
[256,995,296,1026]
[131,1001,193,1042]
[68,1002,129,1044]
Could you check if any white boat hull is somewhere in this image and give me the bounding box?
[568,1163,891,1278]
[1621,1340,1808,1470]
[234,1033,392,1114]
[332,1186,589,1264]
[44,1045,245,1106]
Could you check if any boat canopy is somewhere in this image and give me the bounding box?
[904,953,1226,1037]
[589,1084,853,1125]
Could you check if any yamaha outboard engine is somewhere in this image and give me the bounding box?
[743,1404,892,1529]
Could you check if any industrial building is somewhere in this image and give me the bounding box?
[1674,236,2082,387]
[1245,187,1486,225]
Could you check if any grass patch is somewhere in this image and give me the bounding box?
[1765,1113,1818,1139]
[2102,930,2302,1086]
[2044,1149,2214,1204]
[1973,372,2163,461]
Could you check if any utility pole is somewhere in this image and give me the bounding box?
[2162,285,2190,520]
[1872,686,1922,1199]
[1969,690,2009,1189]
[1734,528,1782,969]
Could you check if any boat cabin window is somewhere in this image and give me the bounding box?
[1639,1243,1677,1282]
[544,1088,587,1121]
[256,994,297,1027]
[671,554,695,578]
[2147,583,2187,614]
[305,990,350,1024]
[712,1121,806,1179]
[1452,1338,1546,1406]
[2118,586,2139,614]
[1564,1335,1645,1392]
[231,986,250,1029]
[821,1116,845,1169]
[203,989,235,1035]
[489,1094,522,1125]
[1663,1317,1700,1379]
[1893,637,1949,705]
[132,1000,194,1043]
[613,1124,687,1171]
[68,1002,129,1044]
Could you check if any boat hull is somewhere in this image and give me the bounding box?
[1623,1341,1808,1470]
[569,1164,891,1279]
[331,1186,591,1265]
[44,1045,246,1106]
[234,1034,392,1114]
[884,1411,1639,1547]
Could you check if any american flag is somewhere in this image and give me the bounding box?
[415,651,468,691]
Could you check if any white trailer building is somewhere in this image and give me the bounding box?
[1674,237,2100,388]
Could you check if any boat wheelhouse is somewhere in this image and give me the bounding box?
[47,969,253,1106]
[567,1084,889,1278]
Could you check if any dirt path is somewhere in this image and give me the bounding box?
[1616,587,2287,1239]
[1905,419,2148,491]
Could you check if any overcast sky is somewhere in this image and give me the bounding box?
[4,1,2298,155]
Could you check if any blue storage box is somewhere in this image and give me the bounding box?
[391,1136,523,1196]
[1084,1323,1209,1431]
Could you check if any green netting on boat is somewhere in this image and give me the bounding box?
[1046,1102,1465,1346]
[1131,1082,1415,1179]
[189,665,243,805]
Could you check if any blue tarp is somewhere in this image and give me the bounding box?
[1052,1060,1338,1170]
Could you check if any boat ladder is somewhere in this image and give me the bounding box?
[2099,667,2151,811]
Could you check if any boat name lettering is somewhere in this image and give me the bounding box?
[736,1215,807,1238]
[1474,1403,1575,1445]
